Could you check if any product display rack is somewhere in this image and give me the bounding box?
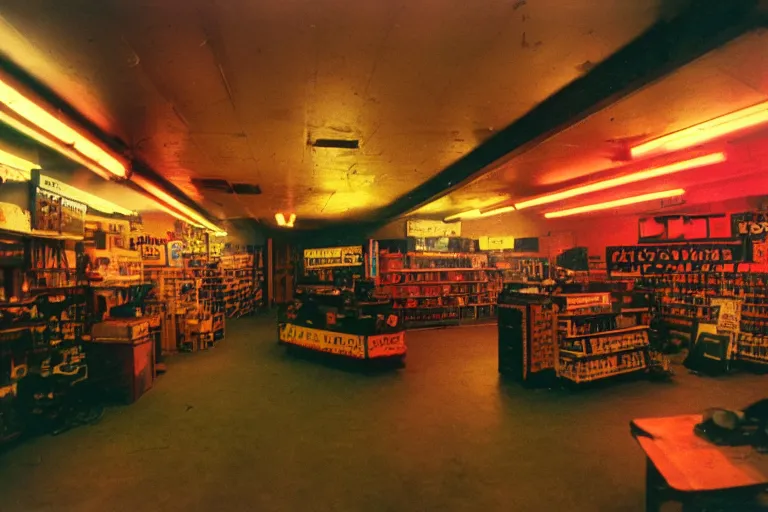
[184,258,225,349]
[220,253,256,318]
[377,251,501,328]
[488,252,550,283]
[553,293,650,383]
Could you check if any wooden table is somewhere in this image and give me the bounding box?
[631,414,768,511]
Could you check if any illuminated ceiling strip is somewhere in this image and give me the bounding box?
[443,209,483,222]
[479,205,516,218]
[631,101,768,158]
[514,152,724,210]
[0,110,114,181]
[0,147,36,174]
[0,78,126,178]
[544,189,685,219]
[132,174,223,232]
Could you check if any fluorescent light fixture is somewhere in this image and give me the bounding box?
[132,174,223,232]
[479,205,516,218]
[214,231,228,237]
[443,209,483,222]
[544,189,685,219]
[0,78,126,178]
[275,213,296,227]
[515,152,724,210]
[631,101,768,158]
[0,147,36,174]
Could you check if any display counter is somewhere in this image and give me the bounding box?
[278,290,406,362]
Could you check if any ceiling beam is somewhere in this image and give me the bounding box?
[368,0,766,226]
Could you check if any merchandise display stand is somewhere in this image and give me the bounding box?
[278,291,406,364]
[221,253,256,318]
[554,293,650,383]
[497,291,556,386]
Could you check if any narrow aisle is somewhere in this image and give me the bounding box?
[1,318,765,512]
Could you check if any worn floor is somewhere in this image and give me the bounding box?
[0,317,766,512]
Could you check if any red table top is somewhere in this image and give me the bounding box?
[631,414,768,492]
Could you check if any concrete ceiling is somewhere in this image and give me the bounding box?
[0,0,675,224]
[419,29,768,218]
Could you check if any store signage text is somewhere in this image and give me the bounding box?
[304,246,363,269]
[732,212,768,240]
[406,219,461,238]
[606,243,745,274]
[279,323,366,358]
[367,331,406,358]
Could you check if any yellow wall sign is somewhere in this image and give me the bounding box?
[304,246,363,269]
[367,331,406,358]
[279,323,366,358]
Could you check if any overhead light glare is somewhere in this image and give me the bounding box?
[132,174,223,232]
[480,205,516,218]
[631,101,768,158]
[0,148,36,175]
[443,209,483,222]
[275,212,296,227]
[544,189,685,219]
[0,78,126,177]
[214,231,228,237]
[514,152,724,210]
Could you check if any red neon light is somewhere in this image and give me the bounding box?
[543,189,685,218]
[514,153,724,210]
[631,101,768,158]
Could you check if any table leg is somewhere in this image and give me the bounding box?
[646,457,663,512]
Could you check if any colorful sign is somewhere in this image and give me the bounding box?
[279,323,366,358]
[367,331,406,358]
[304,246,363,269]
[606,243,745,275]
[368,239,379,279]
[406,219,461,238]
[60,197,87,236]
[479,236,515,250]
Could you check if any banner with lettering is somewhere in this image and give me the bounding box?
[732,212,768,240]
[279,323,366,358]
[367,331,406,358]
[304,246,363,269]
[606,243,745,275]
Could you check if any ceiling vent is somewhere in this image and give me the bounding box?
[192,179,262,195]
[231,183,262,195]
[191,178,233,193]
[311,138,360,149]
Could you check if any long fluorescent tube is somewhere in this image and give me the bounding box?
[0,148,36,173]
[515,152,724,210]
[444,209,483,222]
[479,205,516,218]
[132,174,223,232]
[632,101,768,158]
[0,78,126,178]
[544,189,685,219]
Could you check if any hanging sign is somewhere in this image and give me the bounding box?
[167,241,183,267]
[33,187,62,232]
[368,239,379,278]
[367,331,406,358]
[278,323,366,358]
[479,236,515,251]
[406,219,461,238]
[304,246,363,269]
[606,243,745,275]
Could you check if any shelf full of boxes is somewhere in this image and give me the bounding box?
[553,293,651,383]
[220,252,257,318]
[376,251,502,328]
